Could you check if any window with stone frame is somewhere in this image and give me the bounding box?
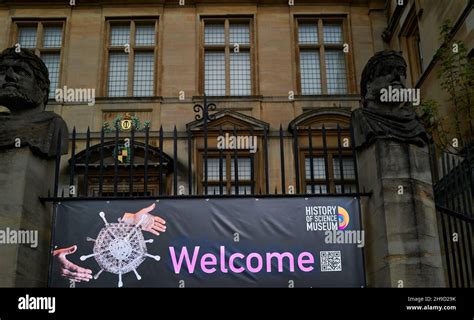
[14,21,65,99]
[401,9,424,85]
[293,113,356,194]
[202,18,253,96]
[296,18,351,95]
[303,152,356,194]
[201,154,254,195]
[72,141,172,197]
[106,19,158,97]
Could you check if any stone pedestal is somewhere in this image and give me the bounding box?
[357,139,445,287]
[0,148,54,287]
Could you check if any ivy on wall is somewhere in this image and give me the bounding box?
[417,20,474,155]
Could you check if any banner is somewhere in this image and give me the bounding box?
[49,197,365,288]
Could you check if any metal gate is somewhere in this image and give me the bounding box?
[432,146,474,288]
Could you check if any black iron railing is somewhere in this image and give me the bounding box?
[433,149,474,288]
[42,103,369,202]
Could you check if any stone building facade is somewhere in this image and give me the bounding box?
[0,0,392,196]
[384,0,473,152]
[0,1,471,192]
[0,0,472,287]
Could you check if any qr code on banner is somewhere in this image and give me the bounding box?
[320,251,342,272]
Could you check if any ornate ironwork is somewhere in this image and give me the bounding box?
[193,96,217,121]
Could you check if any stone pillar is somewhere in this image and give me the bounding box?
[0,148,55,287]
[356,139,445,287]
[0,46,69,287]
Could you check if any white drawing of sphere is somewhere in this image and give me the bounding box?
[107,238,133,260]
[93,223,147,275]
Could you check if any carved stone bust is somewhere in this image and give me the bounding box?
[352,50,429,148]
[0,47,68,157]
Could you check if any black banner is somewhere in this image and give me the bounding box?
[49,197,364,288]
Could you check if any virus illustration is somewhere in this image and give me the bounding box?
[80,211,161,287]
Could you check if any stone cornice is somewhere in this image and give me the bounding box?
[0,0,371,6]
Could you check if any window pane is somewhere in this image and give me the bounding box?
[336,184,357,194]
[108,52,129,97]
[207,185,227,195]
[305,157,326,180]
[133,52,154,97]
[325,50,347,94]
[204,51,226,96]
[230,24,250,45]
[333,157,355,180]
[323,24,343,44]
[110,25,130,46]
[231,185,251,195]
[204,24,225,45]
[18,26,37,48]
[306,184,327,194]
[41,53,60,99]
[230,51,251,96]
[135,24,155,46]
[416,36,424,71]
[43,26,62,48]
[231,158,251,181]
[300,51,321,95]
[298,23,318,44]
[204,158,223,182]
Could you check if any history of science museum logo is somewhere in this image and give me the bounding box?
[305,206,350,232]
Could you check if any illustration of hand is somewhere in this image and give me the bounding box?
[122,203,167,236]
[53,245,93,283]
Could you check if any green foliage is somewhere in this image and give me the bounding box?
[417,20,474,154]
[103,121,112,133]
[417,99,450,149]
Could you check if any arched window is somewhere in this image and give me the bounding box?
[187,110,269,195]
[289,109,356,194]
[71,141,173,197]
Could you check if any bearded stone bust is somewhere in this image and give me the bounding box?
[0,47,68,157]
[352,51,429,149]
